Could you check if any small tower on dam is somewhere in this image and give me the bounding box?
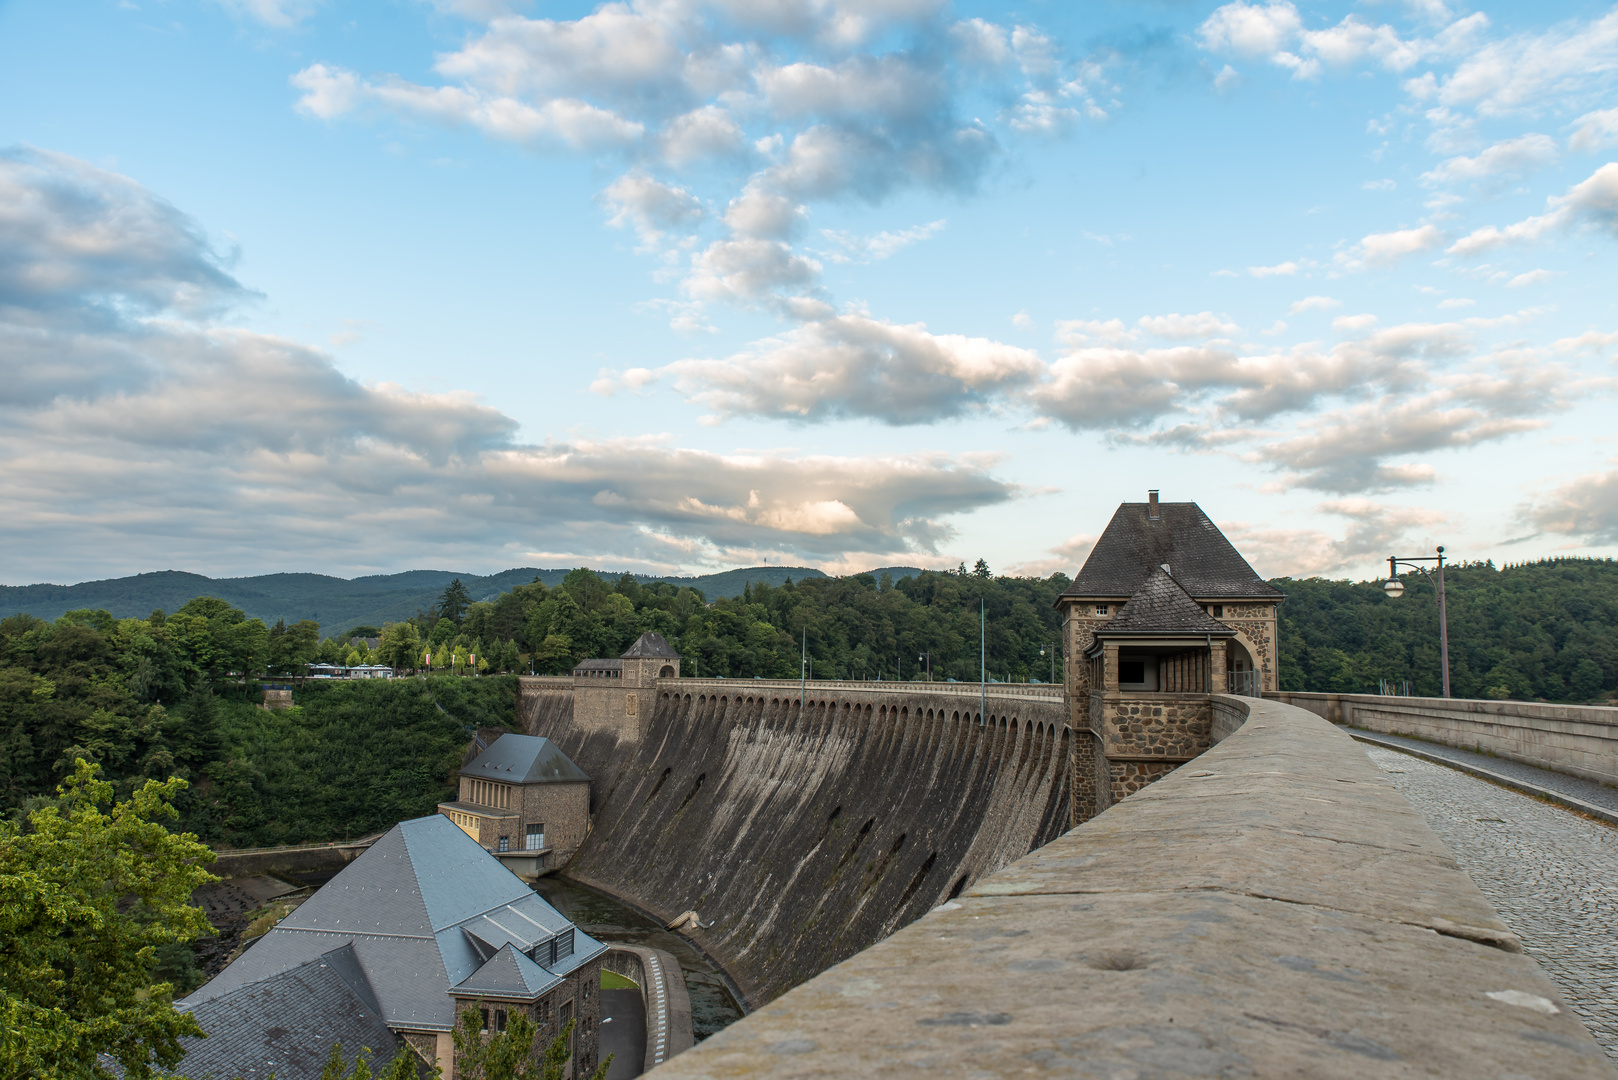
[1056,491,1283,823]
[570,630,681,741]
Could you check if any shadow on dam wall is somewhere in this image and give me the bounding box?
[521,683,1071,1008]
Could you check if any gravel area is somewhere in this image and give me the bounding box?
[1366,745,1618,1064]
[1349,727,1618,815]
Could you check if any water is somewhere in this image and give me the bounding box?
[530,876,744,1041]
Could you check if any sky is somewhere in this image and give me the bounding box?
[2,0,1617,586]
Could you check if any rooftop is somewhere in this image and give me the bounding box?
[1062,499,1283,602]
[621,631,680,658]
[1093,566,1239,640]
[461,734,590,785]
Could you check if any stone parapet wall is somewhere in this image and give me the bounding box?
[1089,691,1211,759]
[642,696,1614,1080]
[1210,694,1247,743]
[1271,691,1618,788]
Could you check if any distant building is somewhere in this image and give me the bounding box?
[1056,491,1284,822]
[438,734,591,877]
[177,815,607,1080]
[570,631,681,741]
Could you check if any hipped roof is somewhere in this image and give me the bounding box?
[1091,566,1238,643]
[1062,501,1283,601]
[462,734,590,784]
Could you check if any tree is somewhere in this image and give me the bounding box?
[451,1006,611,1080]
[438,579,472,627]
[0,760,217,1080]
[377,621,422,672]
[972,559,991,579]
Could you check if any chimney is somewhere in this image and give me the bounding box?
[1147,489,1160,519]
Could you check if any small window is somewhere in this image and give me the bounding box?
[1212,604,1224,618]
[480,1007,490,1033]
[495,1009,507,1032]
[1119,661,1146,684]
[1095,604,1109,616]
[498,835,510,852]
[526,823,545,851]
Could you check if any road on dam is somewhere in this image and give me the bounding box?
[1365,745,1618,1066]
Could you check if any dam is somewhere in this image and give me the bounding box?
[519,675,1070,1007]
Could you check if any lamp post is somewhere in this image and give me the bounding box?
[1383,546,1452,699]
[1040,642,1056,685]
[918,651,931,682]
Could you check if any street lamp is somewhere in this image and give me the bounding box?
[1039,643,1057,685]
[1384,546,1452,699]
[918,651,931,682]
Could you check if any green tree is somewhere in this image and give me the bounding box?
[377,621,422,671]
[451,1007,610,1080]
[438,579,472,627]
[0,760,217,1080]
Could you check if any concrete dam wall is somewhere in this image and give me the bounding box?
[521,679,1070,1007]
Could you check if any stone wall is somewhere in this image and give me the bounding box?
[1272,691,1618,788]
[524,679,1069,1008]
[603,945,694,1072]
[209,838,374,879]
[1090,691,1212,759]
[641,695,1614,1080]
[1210,694,1247,743]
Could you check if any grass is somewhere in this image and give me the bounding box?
[601,969,639,990]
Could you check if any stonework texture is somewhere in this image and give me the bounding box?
[451,956,604,1079]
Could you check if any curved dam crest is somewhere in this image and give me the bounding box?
[520,679,1071,1007]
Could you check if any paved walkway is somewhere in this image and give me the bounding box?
[600,987,646,1079]
[1349,727,1618,816]
[1364,745,1618,1064]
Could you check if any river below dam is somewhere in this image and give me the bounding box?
[530,876,744,1041]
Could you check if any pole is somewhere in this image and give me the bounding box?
[980,597,986,725]
[1436,546,1451,699]
[800,627,806,710]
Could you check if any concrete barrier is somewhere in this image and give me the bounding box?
[603,945,693,1072]
[1272,691,1618,789]
[644,696,1615,1078]
[208,838,376,880]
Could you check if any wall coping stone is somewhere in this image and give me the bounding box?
[643,695,1615,1079]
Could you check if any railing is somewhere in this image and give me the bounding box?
[1226,670,1261,698]
[663,677,1065,703]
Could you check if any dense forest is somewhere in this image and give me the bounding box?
[2,557,1614,849]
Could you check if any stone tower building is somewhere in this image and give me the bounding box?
[570,631,681,741]
[1057,491,1283,823]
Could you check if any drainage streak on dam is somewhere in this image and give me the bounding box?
[520,677,1070,1007]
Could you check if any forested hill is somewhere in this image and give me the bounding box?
[0,564,921,632]
[1276,557,1618,702]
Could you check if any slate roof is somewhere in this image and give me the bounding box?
[183,815,606,1034]
[452,943,564,1001]
[1061,501,1283,601]
[574,659,622,673]
[620,631,680,658]
[173,944,409,1080]
[1093,567,1238,641]
[461,734,590,785]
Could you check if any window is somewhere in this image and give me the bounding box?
[495,1009,507,1032]
[498,835,510,852]
[538,1000,551,1023]
[527,823,545,851]
[1118,661,1146,684]
[1095,604,1109,615]
[480,1008,490,1033]
[1211,604,1224,618]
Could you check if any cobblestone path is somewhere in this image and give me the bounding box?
[1366,746,1618,1064]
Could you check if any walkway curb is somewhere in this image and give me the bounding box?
[1345,727,1618,828]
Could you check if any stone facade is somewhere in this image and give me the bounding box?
[450,956,603,1080]
[444,773,590,870]
[1090,693,1213,760]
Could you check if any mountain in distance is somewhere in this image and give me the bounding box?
[0,564,927,637]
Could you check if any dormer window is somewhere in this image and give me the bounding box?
[1095,604,1109,616]
[1212,605,1224,618]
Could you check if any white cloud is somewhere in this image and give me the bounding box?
[662,310,1045,423]
[1448,161,1618,255]
[1570,108,1618,153]
[603,172,704,246]
[1290,295,1342,313]
[1436,9,1618,118]
[209,0,319,27]
[1333,313,1378,330]
[1340,223,1445,269]
[1135,311,1240,339]
[1521,464,1618,545]
[1248,260,1299,277]
[0,146,1020,580]
[1362,178,1397,191]
[817,219,945,264]
[1220,500,1450,577]
[1197,2,1304,59]
[1419,133,1558,186]
[1504,269,1553,288]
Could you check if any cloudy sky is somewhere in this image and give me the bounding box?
[2,0,1616,585]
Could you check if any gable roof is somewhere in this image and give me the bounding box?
[184,815,605,1033]
[620,631,680,658]
[1061,501,1283,601]
[461,734,590,784]
[1093,566,1238,640]
[173,944,408,1080]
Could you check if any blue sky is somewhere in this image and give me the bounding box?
[2,0,1616,584]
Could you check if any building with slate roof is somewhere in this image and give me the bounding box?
[438,734,591,877]
[1057,492,1283,822]
[570,631,681,741]
[179,814,608,1080]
